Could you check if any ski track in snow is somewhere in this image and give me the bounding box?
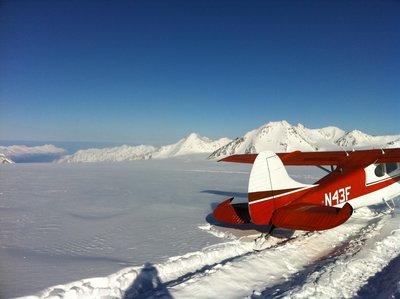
[21,207,400,299]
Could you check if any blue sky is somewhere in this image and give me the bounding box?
[1,0,399,145]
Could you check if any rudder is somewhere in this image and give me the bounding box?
[248,151,313,225]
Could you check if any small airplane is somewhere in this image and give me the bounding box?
[213,148,400,232]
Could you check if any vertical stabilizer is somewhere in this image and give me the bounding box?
[248,151,312,224]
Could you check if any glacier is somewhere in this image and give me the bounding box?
[1,120,399,298]
[1,157,399,298]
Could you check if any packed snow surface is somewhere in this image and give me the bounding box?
[1,156,399,299]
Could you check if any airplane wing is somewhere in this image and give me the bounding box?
[219,148,400,168]
[219,154,258,164]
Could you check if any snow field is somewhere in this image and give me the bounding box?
[276,212,400,298]
[21,206,399,299]
[0,159,252,297]
[2,159,399,298]
[26,239,254,298]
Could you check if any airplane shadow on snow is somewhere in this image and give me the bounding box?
[123,263,173,299]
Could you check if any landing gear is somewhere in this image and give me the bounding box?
[253,225,275,251]
[382,197,395,212]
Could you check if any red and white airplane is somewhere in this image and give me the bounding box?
[213,148,400,231]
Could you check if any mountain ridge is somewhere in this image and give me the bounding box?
[208,121,400,160]
[58,133,231,163]
[0,153,14,164]
[2,121,399,163]
[60,121,399,163]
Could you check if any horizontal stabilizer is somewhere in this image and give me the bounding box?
[271,203,353,231]
[213,198,251,225]
[219,154,257,164]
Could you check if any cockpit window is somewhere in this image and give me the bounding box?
[374,164,385,177]
[386,163,399,175]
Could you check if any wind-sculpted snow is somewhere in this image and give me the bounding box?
[2,159,399,299]
[20,207,400,299]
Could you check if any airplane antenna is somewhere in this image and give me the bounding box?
[379,145,385,155]
[340,146,349,156]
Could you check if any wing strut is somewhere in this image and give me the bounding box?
[382,197,395,211]
[317,165,332,173]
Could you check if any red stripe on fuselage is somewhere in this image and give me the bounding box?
[294,169,400,207]
[248,188,302,203]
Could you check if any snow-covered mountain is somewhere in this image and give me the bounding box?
[0,153,14,164]
[150,133,231,159]
[59,122,399,163]
[58,144,157,163]
[209,121,400,160]
[0,144,66,163]
[58,133,232,163]
[336,130,400,148]
[0,144,66,157]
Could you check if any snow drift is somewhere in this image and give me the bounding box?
[21,206,400,299]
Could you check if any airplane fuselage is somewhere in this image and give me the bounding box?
[297,162,400,210]
[213,149,400,231]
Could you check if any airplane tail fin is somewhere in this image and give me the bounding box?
[213,151,354,231]
[248,151,313,225]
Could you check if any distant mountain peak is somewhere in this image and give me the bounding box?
[185,132,203,139]
[58,133,232,163]
[208,121,400,160]
[53,121,400,163]
[150,133,231,159]
[0,153,14,164]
